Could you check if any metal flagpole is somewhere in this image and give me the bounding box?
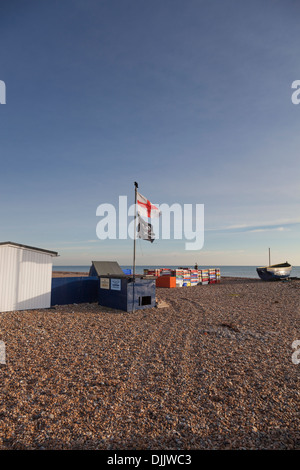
[132,181,138,312]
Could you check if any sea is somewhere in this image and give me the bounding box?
[52,265,300,279]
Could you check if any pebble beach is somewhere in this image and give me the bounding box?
[0,275,299,450]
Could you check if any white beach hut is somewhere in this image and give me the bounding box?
[0,241,58,312]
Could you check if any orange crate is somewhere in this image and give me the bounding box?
[156,276,176,288]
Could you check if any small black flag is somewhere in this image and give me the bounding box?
[137,214,155,242]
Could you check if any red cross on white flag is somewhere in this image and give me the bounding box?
[137,191,160,219]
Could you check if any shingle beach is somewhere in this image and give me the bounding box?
[0,275,299,450]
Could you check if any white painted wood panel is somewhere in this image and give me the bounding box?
[0,243,56,312]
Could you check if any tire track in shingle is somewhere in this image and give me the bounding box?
[103,300,204,445]
[101,308,177,439]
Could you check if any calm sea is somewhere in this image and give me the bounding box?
[53,265,300,279]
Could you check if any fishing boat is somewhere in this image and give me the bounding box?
[256,261,292,281]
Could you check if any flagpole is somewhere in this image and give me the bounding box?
[132,181,138,312]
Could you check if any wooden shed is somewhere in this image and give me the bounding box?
[0,241,58,312]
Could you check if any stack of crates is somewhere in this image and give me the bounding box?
[122,268,132,275]
[144,266,221,288]
[190,269,198,287]
[200,269,209,285]
[160,268,173,276]
[209,268,216,284]
[144,268,161,276]
[173,269,184,287]
[182,270,191,287]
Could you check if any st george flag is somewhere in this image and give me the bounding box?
[137,192,160,219]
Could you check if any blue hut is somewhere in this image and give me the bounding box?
[89,261,156,312]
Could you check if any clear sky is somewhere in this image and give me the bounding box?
[1,0,300,266]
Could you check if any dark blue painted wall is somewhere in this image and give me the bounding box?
[51,276,98,306]
[98,277,156,312]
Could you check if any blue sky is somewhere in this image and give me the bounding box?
[1,0,300,266]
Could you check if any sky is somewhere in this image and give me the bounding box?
[1,0,300,267]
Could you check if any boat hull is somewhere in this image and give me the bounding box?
[256,263,292,281]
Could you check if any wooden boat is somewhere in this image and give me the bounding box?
[256,262,292,281]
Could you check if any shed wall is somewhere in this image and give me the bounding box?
[51,276,98,306]
[0,245,53,312]
[98,277,156,312]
